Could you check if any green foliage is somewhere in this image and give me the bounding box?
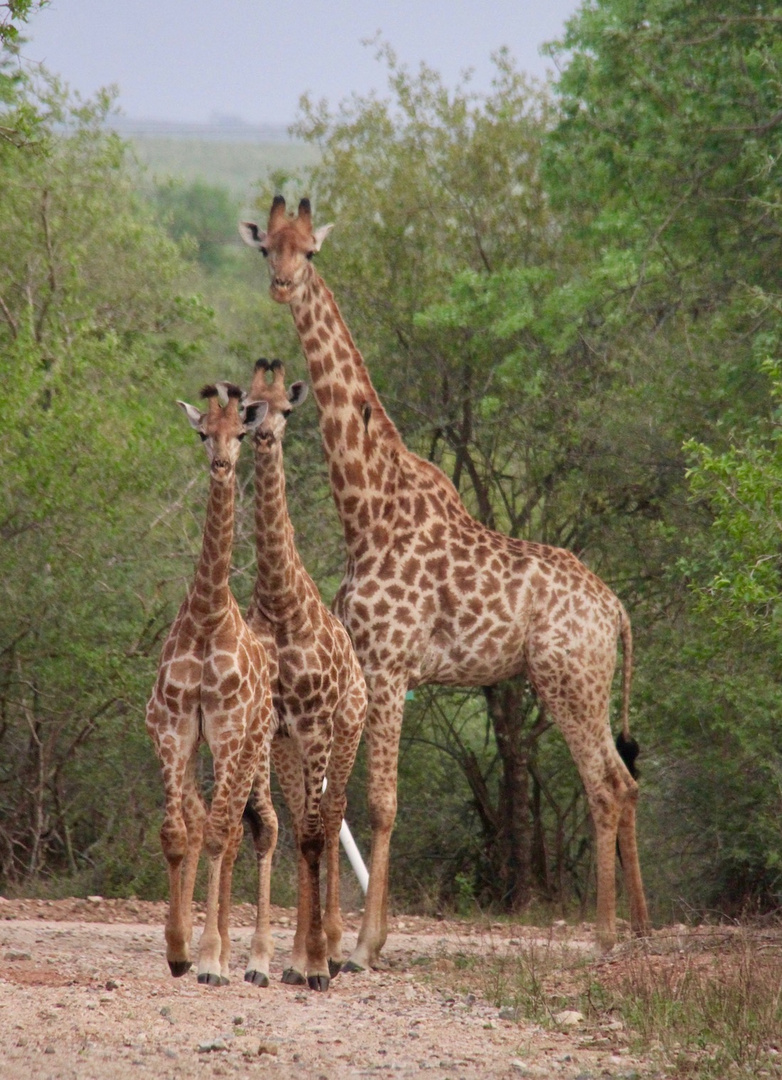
[0,65,215,887]
[540,0,782,914]
[0,1,45,46]
[684,355,782,638]
[149,178,241,272]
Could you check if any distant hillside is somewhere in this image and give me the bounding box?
[123,125,320,205]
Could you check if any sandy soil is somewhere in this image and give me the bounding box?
[0,896,654,1080]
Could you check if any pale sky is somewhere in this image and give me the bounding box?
[21,0,581,127]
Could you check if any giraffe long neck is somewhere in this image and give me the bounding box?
[190,473,236,620]
[290,271,404,547]
[251,441,307,622]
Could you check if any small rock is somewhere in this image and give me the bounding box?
[4,950,31,961]
[87,895,103,904]
[499,1006,519,1021]
[232,1015,244,1026]
[554,1009,584,1026]
[257,1042,279,1056]
[43,1046,55,1055]
[105,979,119,991]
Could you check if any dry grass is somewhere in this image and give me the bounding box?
[592,925,782,1077]
[430,922,782,1078]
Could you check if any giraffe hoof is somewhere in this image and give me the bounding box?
[197,972,223,986]
[244,969,270,988]
[281,967,307,986]
[168,960,191,978]
[341,960,365,974]
[328,958,342,979]
[308,973,330,992]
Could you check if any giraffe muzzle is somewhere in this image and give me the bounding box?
[270,279,294,302]
[255,430,276,452]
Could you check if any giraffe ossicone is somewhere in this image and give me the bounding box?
[242,196,651,965]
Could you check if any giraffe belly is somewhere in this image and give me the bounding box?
[415,623,527,688]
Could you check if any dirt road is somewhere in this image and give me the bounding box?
[0,897,649,1079]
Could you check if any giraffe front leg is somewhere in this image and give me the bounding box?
[299,807,329,991]
[271,734,313,987]
[161,812,190,977]
[344,672,406,973]
[158,748,204,977]
[286,749,330,990]
[321,675,365,976]
[197,761,239,985]
[244,753,279,988]
[321,782,346,977]
[215,820,244,981]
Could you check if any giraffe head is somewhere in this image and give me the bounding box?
[177,382,268,480]
[247,359,308,454]
[239,196,333,303]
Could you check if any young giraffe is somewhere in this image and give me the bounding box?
[146,383,278,985]
[243,357,366,991]
[241,197,651,965]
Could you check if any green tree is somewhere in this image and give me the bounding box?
[0,66,215,891]
[149,178,241,272]
[543,0,782,912]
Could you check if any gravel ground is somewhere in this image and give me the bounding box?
[0,896,652,1080]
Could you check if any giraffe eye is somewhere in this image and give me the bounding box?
[305,251,314,261]
[198,433,207,442]
[237,432,245,441]
[260,247,268,258]
[282,409,292,418]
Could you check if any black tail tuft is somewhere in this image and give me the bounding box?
[243,800,263,842]
[616,731,640,779]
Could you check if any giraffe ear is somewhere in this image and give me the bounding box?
[242,399,269,430]
[312,223,334,252]
[239,221,268,252]
[287,381,309,409]
[177,400,203,431]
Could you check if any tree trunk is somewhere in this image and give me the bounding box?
[483,678,533,912]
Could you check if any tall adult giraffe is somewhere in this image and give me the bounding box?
[146,383,277,985]
[244,358,366,991]
[240,197,650,966]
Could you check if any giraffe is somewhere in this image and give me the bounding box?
[145,382,278,985]
[243,357,366,991]
[240,196,651,966]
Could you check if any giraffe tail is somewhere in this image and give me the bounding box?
[615,605,640,779]
[243,800,263,842]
